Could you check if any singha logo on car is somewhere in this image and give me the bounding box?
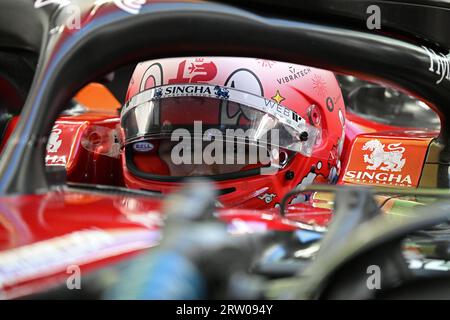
[47,125,63,153]
[342,137,432,187]
[362,139,406,172]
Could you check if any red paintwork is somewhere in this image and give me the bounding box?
[0,190,161,298]
[0,188,313,298]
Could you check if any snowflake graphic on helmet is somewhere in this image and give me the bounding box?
[312,74,327,97]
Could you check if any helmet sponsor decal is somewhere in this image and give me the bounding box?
[133,141,154,152]
[276,66,312,85]
[168,58,217,84]
[325,96,335,112]
[122,84,312,136]
[214,86,230,99]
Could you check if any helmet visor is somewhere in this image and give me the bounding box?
[121,84,319,178]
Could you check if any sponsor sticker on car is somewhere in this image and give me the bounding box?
[342,136,431,187]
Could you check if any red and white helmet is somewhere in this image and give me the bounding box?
[120,57,346,209]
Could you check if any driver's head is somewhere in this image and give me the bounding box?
[121,57,346,209]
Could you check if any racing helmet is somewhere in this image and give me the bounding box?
[120,57,346,209]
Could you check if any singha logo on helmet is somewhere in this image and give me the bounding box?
[214,86,230,99]
[362,139,406,172]
[154,88,163,99]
